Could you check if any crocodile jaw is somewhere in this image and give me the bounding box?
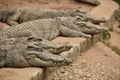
[26,50,72,67]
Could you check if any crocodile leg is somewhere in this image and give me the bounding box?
[7,11,21,26]
[27,37,73,54]
[59,25,91,38]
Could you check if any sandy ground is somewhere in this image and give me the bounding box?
[0,0,94,10]
[47,42,120,80]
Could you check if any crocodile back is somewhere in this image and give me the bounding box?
[18,8,68,23]
[0,18,60,40]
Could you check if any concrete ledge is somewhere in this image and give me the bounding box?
[0,0,119,80]
[0,68,43,80]
[90,0,119,28]
[52,35,100,58]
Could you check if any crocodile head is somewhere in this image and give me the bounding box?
[21,37,73,67]
[26,46,72,67]
[60,17,109,35]
[74,17,110,39]
[0,37,72,67]
[75,21,109,34]
[70,9,106,24]
[27,37,73,54]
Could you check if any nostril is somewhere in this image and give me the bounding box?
[53,61,56,64]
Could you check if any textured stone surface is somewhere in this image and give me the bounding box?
[0,68,43,80]
[90,0,119,28]
[52,37,86,59]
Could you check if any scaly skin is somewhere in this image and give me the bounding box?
[27,37,72,54]
[0,17,109,68]
[0,7,106,26]
[0,17,109,40]
[57,17,108,34]
[0,37,72,68]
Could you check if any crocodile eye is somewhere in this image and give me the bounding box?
[27,46,35,50]
[27,37,36,41]
[27,37,43,42]
[27,46,43,52]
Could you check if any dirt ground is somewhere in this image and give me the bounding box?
[0,0,94,10]
[47,42,120,80]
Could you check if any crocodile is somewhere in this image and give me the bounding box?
[0,17,109,41]
[0,37,72,67]
[0,7,106,26]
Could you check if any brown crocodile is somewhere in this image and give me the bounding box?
[0,17,109,41]
[0,37,72,67]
